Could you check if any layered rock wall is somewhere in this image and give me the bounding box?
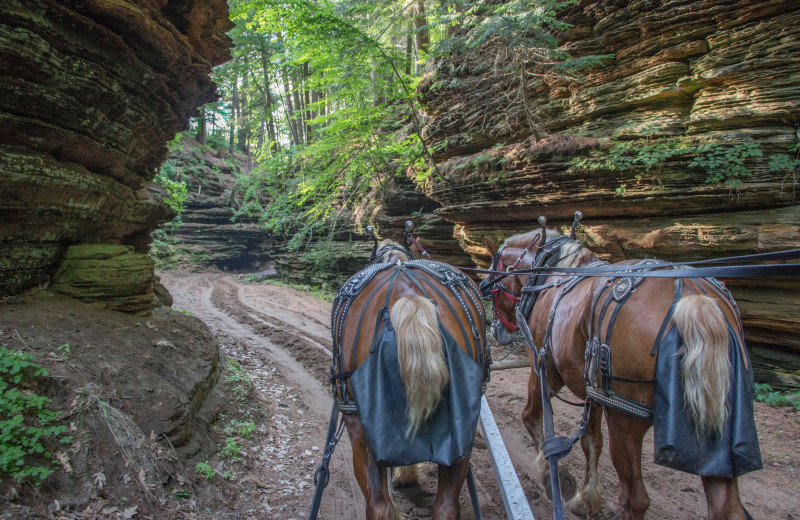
[0,0,231,312]
[417,0,800,386]
[153,139,271,272]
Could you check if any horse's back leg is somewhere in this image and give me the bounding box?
[433,458,470,520]
[344,415,399,520]
[605,409,651,520]
[702,476,749,520]
[567,405,604,516]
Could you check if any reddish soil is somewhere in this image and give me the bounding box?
[160,273,800,520]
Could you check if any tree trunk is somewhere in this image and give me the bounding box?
[238,73,249,155]
[414,0,430,57]
[291,70,305,144]
[405,25,413,76]
[230,75,238,155]
[257,108,265,150]
[303,62,312,143]
[282,67,301,146]
[196,105,207,145]
[259,42,278,152]
[371,63,383,106]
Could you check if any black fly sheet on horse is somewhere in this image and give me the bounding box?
[331,259,487,467]
[350,314,483,466]
[652,280,762,478]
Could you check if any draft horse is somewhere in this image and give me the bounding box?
[483,224,760,520]
[330,239,488,519]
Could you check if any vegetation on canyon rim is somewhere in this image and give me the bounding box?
[155,0,609,253]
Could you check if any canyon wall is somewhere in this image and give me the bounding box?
[416,0,800,387]
[152,138,271,272]
[0,0,231,314]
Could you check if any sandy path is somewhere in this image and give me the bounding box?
[162,272,800,520]
[163,273,361,519]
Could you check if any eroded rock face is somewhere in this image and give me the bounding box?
[152,139,271,272]
[417,0,800,386]
[0,0,232,312]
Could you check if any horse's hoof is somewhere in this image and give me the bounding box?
[567,492,602,518]
[393,465,419,487]
[542,469,577,502]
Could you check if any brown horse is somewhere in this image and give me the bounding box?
[331,240,487,519]
[484,228,759,520]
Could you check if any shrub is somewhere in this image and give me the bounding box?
[0,346,70,486]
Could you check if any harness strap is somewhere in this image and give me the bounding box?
[405,235,432,260]
[330,370,354,380]
[309,400,346,519]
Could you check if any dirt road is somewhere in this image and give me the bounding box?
[161,273,800,520]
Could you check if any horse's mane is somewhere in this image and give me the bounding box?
[501,229,595,268]
[376,238,413,263]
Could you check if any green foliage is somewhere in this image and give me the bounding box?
[755,383,800,410]
[436,0,576,56]
[223,358,253,399]
[767,141,799,198]
[304,240,337,273]
[56,343,70,360]
[269,279,335,301]
[154,167,189,216]
[218,437,243,462]
[195,461,216,480]
[768,153,800,173]
[210,0,611,253]
[572,138,766,190]
[224,420,256,440]
[571,139,690,174]
[688,141,762,188]
[0,346,69,486]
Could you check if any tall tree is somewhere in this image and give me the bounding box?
[413,0,430,61]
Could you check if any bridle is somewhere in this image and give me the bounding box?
[368,245,413,265]
[483,213,588,335]
[481,233,542,332]
[365,221,427,266]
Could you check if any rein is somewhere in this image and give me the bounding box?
[465,247,800,279]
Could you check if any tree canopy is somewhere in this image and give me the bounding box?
[180,0,601,250]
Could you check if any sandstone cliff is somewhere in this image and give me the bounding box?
[0,0,231,313]
[416,0,800,387]
[152,138,271,272]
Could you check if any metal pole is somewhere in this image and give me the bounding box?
[478,396,536,520]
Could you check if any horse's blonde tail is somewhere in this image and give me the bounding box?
[390,295,449,439]
[673,295,731,435]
